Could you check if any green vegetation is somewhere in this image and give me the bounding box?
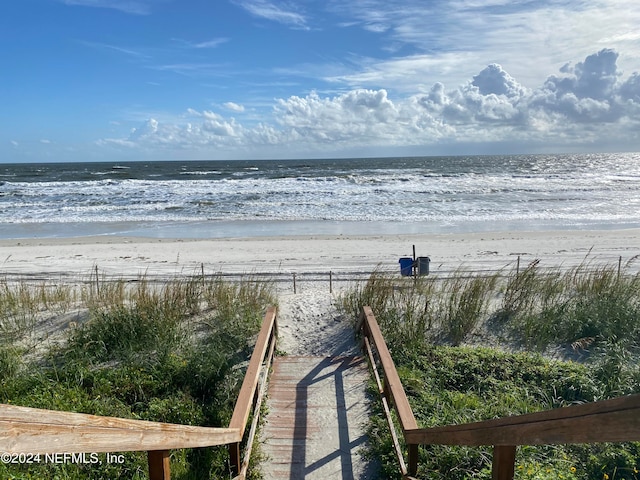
[340,262,640,480]
[0,272,275,480]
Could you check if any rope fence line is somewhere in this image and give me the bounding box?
[2,254,639,293]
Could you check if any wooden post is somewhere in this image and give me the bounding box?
[148,450,171,480]
[407,443,419,477]
[492,446,516,480]
[412,244,417,278]
[618,255,622,278]
[94,265,100,294]
[329,271,333,293]
[229,442,241,477]
[293,273,297,294]
[516,256,520,275]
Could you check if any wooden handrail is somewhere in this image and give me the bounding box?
[404,393,640,446]
[358,306,418,434]
[229,306,278,434]
[228,305,278,478]
[0,306,278,480]
[0,404,240,453]
[359,306,640,480]
[358,306,419,478]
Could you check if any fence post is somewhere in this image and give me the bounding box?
[229,442,241,477]
[407,443,419,477]
[148,450,171,480]
[492,445,516,480]
[618,255,622,278]
[94,265,100,294]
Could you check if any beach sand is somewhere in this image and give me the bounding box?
[2,228,639,279]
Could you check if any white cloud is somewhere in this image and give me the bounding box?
[224,102,246,112]
[174,38,229,49]
[325,53,478,93]
[232,0,309,29]
[99,49,640,156]
[10,140,19,147]
[471,64,527,98]
[327,0,640,91]
[62,0,153,15]
[529,49,640,123]
[79,40,149,59]
[150,63,230,78]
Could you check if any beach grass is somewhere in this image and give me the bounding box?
[0,271,276,480]
[340,263,640,480]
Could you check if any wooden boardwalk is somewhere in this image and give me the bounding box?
[260,355,374,480]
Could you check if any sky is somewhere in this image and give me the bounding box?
[2,0,640,163]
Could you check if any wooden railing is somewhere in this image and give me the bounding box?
[228,305,278,479]
[0,306,278,480]
[357,305,420,478]
[358,305,640,480]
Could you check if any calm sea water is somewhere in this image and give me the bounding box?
[1,153,640,239]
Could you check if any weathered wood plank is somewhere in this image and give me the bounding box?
[363,335,408,476]
[0,405,240,454]
[361,306,418,433]
[229,306,277,434]
[405,394,640,446]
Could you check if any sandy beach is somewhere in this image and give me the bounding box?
[2,228,639,280]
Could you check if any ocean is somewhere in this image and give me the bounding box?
[1,153,640,239]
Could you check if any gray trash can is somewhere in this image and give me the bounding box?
[417,256,430,276]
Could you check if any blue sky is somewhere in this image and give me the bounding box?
[2,0,640,162]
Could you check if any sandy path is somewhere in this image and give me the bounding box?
[274,284,359,357]
[260,282,377,479]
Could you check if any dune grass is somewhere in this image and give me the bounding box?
[340,262,640,480]
[0,271,276,480]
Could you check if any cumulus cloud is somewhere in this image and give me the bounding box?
[529,49,640,123]
[471,64,527,98]
[101,49,640,156]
